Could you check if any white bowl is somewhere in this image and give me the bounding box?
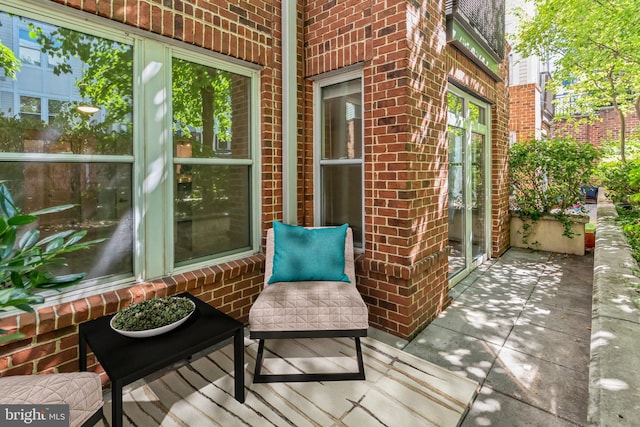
[110,299,195,338]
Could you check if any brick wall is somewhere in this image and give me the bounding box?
[509,83,539,142]
[303,0,510,339]
[554,107,640,146]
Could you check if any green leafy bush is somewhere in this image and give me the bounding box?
[594,159,640,204]
[510,138,600,237]
[616,207,640,263]
[0,183,105,342]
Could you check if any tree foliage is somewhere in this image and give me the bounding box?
[514,0,640,161]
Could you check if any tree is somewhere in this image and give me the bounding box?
[514,0,640,162]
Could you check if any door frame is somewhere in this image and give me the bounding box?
[447,87,492,287]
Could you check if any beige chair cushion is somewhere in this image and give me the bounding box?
[249,280,369,331]
[0,372,103,427]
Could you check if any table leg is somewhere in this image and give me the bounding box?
[79,327,87,371]
[233,328,245,403]
[112,379,123,427]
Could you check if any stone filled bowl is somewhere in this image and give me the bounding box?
[110,298,196,338]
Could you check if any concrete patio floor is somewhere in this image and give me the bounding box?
[371,247,593,426]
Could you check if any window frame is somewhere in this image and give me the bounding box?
[167,49,261,274]
[312,68,364,250]
[0,0,262,306]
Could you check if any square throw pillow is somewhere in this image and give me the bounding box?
[268,221,350,284]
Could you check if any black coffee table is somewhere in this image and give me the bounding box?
[79,292,244,427]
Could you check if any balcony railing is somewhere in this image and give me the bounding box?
[446,0,505,61]
[553,93,600,117]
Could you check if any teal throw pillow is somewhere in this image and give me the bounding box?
[268,222,350,284]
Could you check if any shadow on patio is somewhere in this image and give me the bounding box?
[393,248,593,426]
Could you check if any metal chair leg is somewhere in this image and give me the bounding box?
[252,337,366,383]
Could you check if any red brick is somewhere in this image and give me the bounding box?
[36,306,56,335]
[12,342,56,365]
[37,347,77,372]
[72,298,89,323]
[3,362,35,376]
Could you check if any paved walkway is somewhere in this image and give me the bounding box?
[371,248,594,426]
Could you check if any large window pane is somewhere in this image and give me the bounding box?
[172,59,250,160]
[471,132,486,260]
[174,165,251,263]
[0,12,133,156]
[0,163,133,279]
[448,125,465,276]
[321,79,362,160]
[172,58,252,265]
[321,164,363,245]
[0,12,134,282]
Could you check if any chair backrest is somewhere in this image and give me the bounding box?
[264,226,356,286]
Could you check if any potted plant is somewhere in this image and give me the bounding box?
[509,138,600,254]
[0,183,105,343]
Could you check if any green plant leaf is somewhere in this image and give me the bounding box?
[44,238,65,254]
[9,271,24,288]
[1,227,16,257]
[64,230,87,246]
[0,217,8,235]
[37,273,86,288]
[7,214,37,226]
[17,229,40,251]
[0,288,41,309]
[0,184,17,218]
[29,204,75,216]
[0,331,25,344]
[36,230,74,246]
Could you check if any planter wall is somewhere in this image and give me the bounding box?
[510,213,588,255]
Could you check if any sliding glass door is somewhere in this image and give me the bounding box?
[447,89,491,285]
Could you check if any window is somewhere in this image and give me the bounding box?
[19,95,41,123]
[19,29,41,66]
[315,73,363,248]
[0,5,259,293]
[172,59,252,265]
[2,13,134,285]
[47,99,64,123]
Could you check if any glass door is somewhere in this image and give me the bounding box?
[447,90,490,285]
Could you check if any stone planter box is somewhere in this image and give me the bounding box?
[510,211,589,255]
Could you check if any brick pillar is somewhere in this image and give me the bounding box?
[508,83,539,142]
[355,0,450,339]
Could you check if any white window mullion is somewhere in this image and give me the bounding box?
[140,39,170,280]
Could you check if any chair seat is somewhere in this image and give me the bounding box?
[249,281,369,332]
[0,372,103,427]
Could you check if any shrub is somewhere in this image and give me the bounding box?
[616,207,640,263]
[0,183,105,342]
[594,158,640,204]
[510,138,600,237]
